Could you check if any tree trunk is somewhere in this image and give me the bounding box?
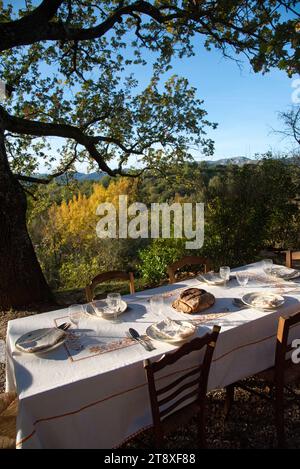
[0,128,53,309]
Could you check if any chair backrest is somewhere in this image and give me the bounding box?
[144,325,220,442]
[167,256,211,284]
[285,250,300,268]
[275,310,300,384]
[85,270,135,301]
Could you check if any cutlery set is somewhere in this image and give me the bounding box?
[128,328,155,351]
[57,322,72,331]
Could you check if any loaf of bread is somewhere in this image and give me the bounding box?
[172,288,215,314]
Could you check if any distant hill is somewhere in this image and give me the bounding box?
[35,156,299,182]
[37,171,106,182]
[69,171,106,181]
[204,156,255,167]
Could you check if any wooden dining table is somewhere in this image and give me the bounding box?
[5,262,300,448]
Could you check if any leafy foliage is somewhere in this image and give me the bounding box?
[28,156,300,289]
[138,238,186,284]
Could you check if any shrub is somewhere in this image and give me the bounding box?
[138,238,186,285]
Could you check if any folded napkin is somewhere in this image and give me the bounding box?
[271,267,299,280]
[16,328,66,353]
[152,320,195,341]
[251,295,281,309]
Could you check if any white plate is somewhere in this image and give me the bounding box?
[241,292,285,310]
[270,266,300,280]
[15,328,66,354]
[88,299,128,319]
[198,273,224,286]
[146,320,196,344]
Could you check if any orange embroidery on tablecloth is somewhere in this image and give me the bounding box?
[54,316,136,362]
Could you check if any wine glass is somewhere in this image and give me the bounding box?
[236,271,249,287]
[68,304,83,329]
[262,259,273,275]
[236,271,249,296]
[149,295,164,322]
[149,295,179,331]
[220,266,231,287]
[106,293,121,322]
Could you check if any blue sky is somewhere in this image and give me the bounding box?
[167,45,297,161]
[117,41,298,168]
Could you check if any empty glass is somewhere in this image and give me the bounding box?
[236,271,249,288]
[149,295,164,321]
[149,295,179,331]
[220,266,231,287]
[68,304,83,328]
[262,259,273,275]
[106,293,121,322]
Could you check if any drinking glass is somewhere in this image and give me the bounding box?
[262,259,273,275]
[220,266,231,287]
[149,296,178,330]
[106,293,121,322]
[68,304,83,328]
[235,271,249,295]
[149,295,164,322]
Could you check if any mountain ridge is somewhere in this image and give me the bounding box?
[36,156,299,181]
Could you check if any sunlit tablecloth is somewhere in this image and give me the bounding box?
[6,262,300,448]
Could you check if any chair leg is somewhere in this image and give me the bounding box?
[275,385,286,448]
[224,384,235,419]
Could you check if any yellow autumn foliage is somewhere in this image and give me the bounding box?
[48,177,138,248]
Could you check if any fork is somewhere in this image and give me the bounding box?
[57,323,71,331]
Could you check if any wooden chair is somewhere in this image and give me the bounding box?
[0,392,17,449]
[225,310,300,447]
[144,325,220,448]
[167,256,211,284]
[86,270,135,302]
[285,250,300,268]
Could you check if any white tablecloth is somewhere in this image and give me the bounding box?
[6,262,300,448]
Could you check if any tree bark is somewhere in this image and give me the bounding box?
[0,128,53,309]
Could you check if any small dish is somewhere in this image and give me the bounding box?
[241,292,285,310]
[88,299,128,319]
[198,272,224,286]
[146,320,196,344]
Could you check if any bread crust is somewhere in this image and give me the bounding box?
[172,287,215,314]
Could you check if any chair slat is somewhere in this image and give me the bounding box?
[85,270,135,301]
[158,377,200,407]
[167,256,211,284]
[286,250,300,268]
[160,388,199,419]
[156,366,200,396]
[150,334,214,373]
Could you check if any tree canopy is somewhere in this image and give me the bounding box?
[0,0,299,308]
[0,0,299,183]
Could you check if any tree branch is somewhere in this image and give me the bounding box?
[15,143,80,184]
[0,1,179,51]
[0,105,117,175]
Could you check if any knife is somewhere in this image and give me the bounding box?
[128,328,155,351]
